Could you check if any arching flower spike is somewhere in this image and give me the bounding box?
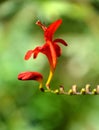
[25,19,68,90]
[18,71,44,91]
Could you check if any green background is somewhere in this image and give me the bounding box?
[0,0,99,130]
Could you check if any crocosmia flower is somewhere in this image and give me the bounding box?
[25,19,68,90]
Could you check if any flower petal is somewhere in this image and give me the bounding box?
[24,47,42,60]
[53,43,61,57]
[41,42,57,69]
[45,19,62,41]
[18,71,43,82]
[25,50,33,60]
[53,38,68,46]
[27,43,57,70]
[32,47,42,58]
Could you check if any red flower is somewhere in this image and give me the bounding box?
[18,71,44,91]
[24,19,68,89]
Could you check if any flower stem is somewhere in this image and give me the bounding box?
[42,84,99,95]
[46,69,54,90]
[39,81,44,92]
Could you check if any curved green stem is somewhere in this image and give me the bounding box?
[39,81,44,92]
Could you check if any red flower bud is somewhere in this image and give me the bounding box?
[18,71,43,82]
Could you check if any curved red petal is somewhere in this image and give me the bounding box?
[18,71,43,81]
[45,19,62,41]
[24,50,33,60]
[32,47,42,59]
[53,43,61,57]
[49,42,57,69]
[41,42,57,69]
[53,38,68,46]
[25,47,42,60]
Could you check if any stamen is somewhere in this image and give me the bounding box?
[36,20,47,31]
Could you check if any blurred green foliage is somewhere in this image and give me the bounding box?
[0,0,99,130]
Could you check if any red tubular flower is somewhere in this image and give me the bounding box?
[18,71,44,91]
[25,19,68,90]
